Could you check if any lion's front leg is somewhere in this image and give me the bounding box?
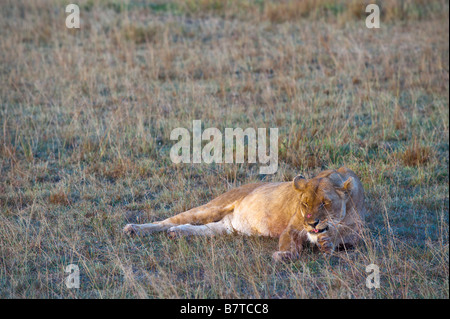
[317,223,361,253]
[272,227,307,261]
[316,232,335,254]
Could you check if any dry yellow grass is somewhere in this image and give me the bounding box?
[0,0,448,298]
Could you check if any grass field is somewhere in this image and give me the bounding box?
[0,0,448,298]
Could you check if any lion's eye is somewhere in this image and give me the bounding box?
[321,201,330,207]
[302,202,308,208]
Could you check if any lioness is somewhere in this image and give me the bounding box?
[124,167,365,260]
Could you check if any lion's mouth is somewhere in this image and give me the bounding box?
[310,226,329,234]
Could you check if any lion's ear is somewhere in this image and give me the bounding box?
[293,175,307,191]
[336,177,353,199]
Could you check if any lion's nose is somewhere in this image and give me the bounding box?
[308,219,320,228]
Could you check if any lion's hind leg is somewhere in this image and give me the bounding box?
[167,218,233,238]
[123,203,235,236]
[162,203,234,226]
[123,222,175,236]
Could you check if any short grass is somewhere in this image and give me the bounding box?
[0,0,448,298]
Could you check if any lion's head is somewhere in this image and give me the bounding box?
[293,172,354,235]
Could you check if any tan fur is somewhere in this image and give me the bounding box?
[123,167,365,260]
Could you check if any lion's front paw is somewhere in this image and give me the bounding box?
[272,251,297,262]
[317,235,334,255]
